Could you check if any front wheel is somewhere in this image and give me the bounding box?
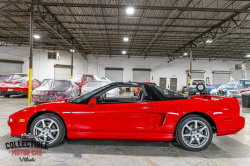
[29,113,66,147]
[4,94,10,97]
[176,115,213,151]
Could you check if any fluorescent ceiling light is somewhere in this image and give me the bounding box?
[122,51,126,54]
[183,52,188,56]
[123,37,129,42]
[70,49,75,52]
[126,7,134,15]
[33,34,40,39]
[206,39,213,43]
[246,55,250,57]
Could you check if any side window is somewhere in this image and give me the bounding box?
[97,86,146,104]
[84,76,94,82]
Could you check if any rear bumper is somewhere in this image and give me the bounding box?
[217,116,245,136]
[0,89,27,96]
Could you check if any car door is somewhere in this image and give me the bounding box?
[71,100,154,137]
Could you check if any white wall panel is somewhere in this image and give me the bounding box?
[0,46,245,91]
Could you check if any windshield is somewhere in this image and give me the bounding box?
[15,74,28,77]
[192,80,205,85]
[73,75,82,83]
[52,80,71,88]
[0,75,19,81]
[70,83,115,103]
[152,85,187,99]
[87,81,110,88]
[41,79,52,86]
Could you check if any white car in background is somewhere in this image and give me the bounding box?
[81,81,120,97]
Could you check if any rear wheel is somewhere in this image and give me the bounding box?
[29,113,65,147]
[176,115,213,151]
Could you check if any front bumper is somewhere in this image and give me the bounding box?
[32,95,66,102]
[8,113,26,136]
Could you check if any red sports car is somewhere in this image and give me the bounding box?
[8,83,244,151]
[0,77,41,97]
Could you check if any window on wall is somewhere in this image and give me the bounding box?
[133,68,151,82]
[105,68,123,82]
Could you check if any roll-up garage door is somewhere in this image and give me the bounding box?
[133,68,151,82]
[186,70,205,85]
[105,68,123,82]
[54,64,72,80]
[0,59,23,74]
[212,71,231,84]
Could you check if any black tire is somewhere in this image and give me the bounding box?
[176,115,213,151]
[196,83,205,92]
[4,94,10,97]
[29,113,66,147]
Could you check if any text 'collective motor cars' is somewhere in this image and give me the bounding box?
[8,82,244,151]
[32,79,79,103]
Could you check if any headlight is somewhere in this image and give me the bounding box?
[32,90,40,95]
[56,92,65,95]
[9,118,13,122]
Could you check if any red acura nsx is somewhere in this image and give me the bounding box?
[8,83,245,151]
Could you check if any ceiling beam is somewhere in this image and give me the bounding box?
[0,1,250,13]
[0,9,30,12]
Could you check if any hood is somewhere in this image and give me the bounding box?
[34,86,69,92]
[16,99,75,116]
[219,84,235,89]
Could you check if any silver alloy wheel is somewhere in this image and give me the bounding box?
[181,120,209,148]
[33,118,60,144]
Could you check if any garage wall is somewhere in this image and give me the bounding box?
[0,47,245,91]
[0,46,87,80]
[88,55,243,91]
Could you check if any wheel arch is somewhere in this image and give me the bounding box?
[174,112,217,135]
[26,110,67,136]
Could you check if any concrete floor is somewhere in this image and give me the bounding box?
[0,95,250,166]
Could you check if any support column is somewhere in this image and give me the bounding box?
[71,40,74,79]
[188,49,192,97]
[28,1,34,103]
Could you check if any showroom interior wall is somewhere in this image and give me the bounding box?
[0,46,87,80]
[0,46,245,91]
[89,55,244,90]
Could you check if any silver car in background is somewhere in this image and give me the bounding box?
[81,81,120,97]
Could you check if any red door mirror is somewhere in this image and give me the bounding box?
[87,98,96,108]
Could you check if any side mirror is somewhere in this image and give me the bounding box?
[87,98,96,108]
[145,96,153,101]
